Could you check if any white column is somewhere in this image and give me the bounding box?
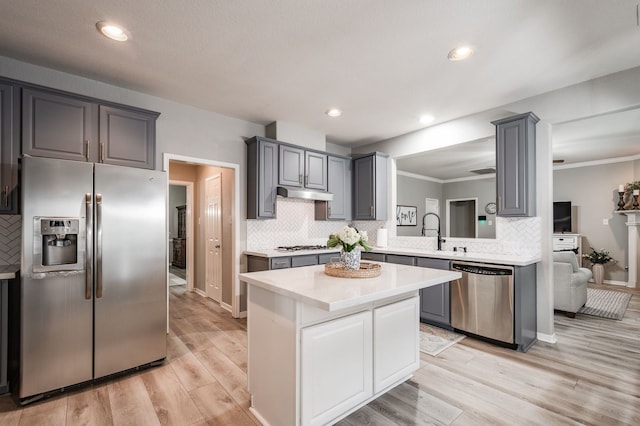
[614,210,640,288]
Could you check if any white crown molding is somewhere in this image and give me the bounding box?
[554,154,640,170]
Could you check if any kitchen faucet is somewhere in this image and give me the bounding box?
[421,212,445,251]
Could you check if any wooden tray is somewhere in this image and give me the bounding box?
[324,261,381,278]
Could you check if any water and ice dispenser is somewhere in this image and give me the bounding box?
[33,217,84,273]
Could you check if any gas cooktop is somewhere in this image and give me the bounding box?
[276,245,330,253]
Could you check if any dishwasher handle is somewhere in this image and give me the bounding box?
[451,262,513,276]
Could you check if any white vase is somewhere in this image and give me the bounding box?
[340,249,361,270]
[592,263,604,284]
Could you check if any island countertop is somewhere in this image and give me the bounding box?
[239,263,461,312]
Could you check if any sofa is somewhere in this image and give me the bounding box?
[553,251,592,317]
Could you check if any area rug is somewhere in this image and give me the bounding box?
[419,323,465,356]
[578,288,632,320]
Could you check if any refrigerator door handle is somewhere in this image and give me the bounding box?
[96,193,103,298]
[85,193,93,300]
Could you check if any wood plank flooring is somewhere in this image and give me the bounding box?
[1,282,639,425]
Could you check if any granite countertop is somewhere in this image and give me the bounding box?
[0,264,20,280]
[239,263,461,311]
[372,247,540,266]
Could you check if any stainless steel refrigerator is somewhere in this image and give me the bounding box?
[17,156,167,402]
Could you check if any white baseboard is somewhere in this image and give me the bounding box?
[589,279,630,287]
[194,288,207,297]
[537,332,557,344]
[221,302,232,313]
[236,310,247,319]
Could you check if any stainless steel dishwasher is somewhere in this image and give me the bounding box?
[450,261,515,344]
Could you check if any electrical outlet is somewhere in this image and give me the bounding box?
[603,218,609,225]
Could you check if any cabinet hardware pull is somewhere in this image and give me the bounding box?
[100,143,105,162]
[299,174,303,184]
[2,186,8,207]
[304,175,308,186]
[370,206,374,216]
[85,140,90,160]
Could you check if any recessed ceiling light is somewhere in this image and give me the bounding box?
[96,21,129,42]
[448,46,473,61]
[326,108,342,117]
[419,114,435,124]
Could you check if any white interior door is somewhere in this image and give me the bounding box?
[205,174,222,302]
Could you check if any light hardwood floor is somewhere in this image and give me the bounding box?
[1,283,639,425]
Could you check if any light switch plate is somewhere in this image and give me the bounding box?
[603,218,609,225]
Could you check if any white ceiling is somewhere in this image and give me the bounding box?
[1,0,640,148]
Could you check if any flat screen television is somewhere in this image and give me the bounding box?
[553,201,572,233]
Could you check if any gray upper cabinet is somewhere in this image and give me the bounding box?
[315,155,351,220]
[279,145,304,187]
[99,106,157,169]
[0,83,19,214]
[247,136,278,219]
[493,112,539,217]
[22,87,158,169]
[353,152,388,221]
[279,145,328,191]
[305,151,327,190]
[22,87,97,162]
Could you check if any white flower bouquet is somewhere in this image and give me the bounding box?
[327,225,372,253]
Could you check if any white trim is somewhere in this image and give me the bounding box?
[220,301,233,313]
[445,197,479,238]
[553,154,640,171]
[536,332,557,344]
[396,170,443,183]
[194,288,207,298]
[163,153,243,318]
[396,169,495,184]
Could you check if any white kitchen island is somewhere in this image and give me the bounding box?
[239,263,461,426]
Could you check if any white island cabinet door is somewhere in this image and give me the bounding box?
[373,296,420,393]
[301,310,373,426]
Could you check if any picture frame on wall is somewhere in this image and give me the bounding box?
[396,205,417,226]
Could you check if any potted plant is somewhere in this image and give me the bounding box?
[582,248,615,284]
[327,226,372,270]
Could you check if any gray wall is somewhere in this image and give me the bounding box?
[554,160,639,282]
[396,173,496,239]
[443,178,496,239]
[396,174,442,236]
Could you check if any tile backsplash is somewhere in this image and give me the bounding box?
[0,215,21,265]
[246,198,385,250]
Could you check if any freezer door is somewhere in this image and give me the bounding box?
[20,157,94,398]
[93,163,167,378]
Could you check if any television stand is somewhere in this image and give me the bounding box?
[552,234,582,266]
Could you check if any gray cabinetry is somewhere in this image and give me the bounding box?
[385,254,416,266]
[279,145,304,187]
[0,279,7,394]
[353,152,388,221]
[99,106,157,169]
[493,112,539,217]
[22,87,97,162]
[279,144,328,191]
[22,87,158,169]
[247,252,340,272]
[0,83,19,214]
[246,137,278,219]
[415,257,451,328]
[361,252,386,262]
[315,155,351,220]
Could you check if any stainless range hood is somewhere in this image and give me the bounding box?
[276,186,334,201]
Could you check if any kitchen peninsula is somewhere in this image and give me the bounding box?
[239,263,460,426]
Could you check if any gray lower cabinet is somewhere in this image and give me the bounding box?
[247,252,340,272]
[493,112,539,217]
[385,254,416,266]
[315,155,351,220]
[361,252,386,262]
[279,144,328,191]
[0,83,19,214]
[415,257,451,328]
[22,87,158,169]
[246,137,278,219]
[353,152,388,221]
[0,279,8,394]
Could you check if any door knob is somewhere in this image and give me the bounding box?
[215,245,221,248]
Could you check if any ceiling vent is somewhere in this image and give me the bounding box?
[468,167,496,175]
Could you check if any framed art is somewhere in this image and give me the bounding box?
[396,205,417,226]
